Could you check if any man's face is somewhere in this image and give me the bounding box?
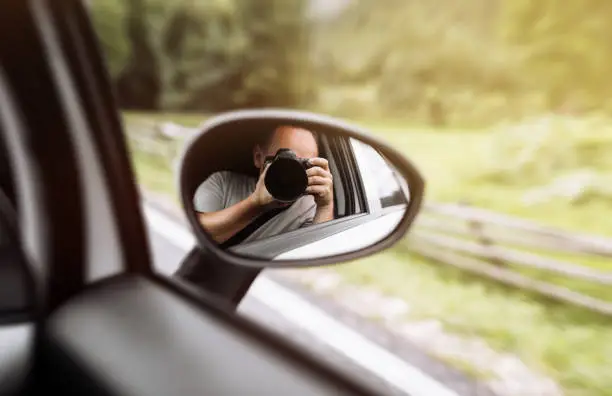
[254,125,319,170]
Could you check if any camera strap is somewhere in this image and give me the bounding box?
[220,206,288,250]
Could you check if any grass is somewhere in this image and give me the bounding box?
[333,249,612,395]
[366,122,612,237]
[130,148,176,198]
[364,124,612,303]
[123,112,612,395]
[124,111,207,127]
[354,121,612,395]
[347,121,612,395]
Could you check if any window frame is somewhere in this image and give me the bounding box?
[323,134,367,218]
[349,138,409,212]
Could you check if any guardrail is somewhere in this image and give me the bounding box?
[125,120,189,160]
[408,203,612,316]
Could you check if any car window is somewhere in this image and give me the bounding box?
[319,134,347,218]
[350,138,408,212]
[325,136,367,218]
[87,2,612,394]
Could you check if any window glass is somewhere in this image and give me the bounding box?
[87,1,612,393]
[350,138,407,210]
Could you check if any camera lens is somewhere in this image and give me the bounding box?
[265,155,308,202]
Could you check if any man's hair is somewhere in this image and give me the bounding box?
[257,125,319,150]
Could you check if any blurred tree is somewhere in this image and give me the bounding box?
[114,0,161,110]
[156,0,245,110]
[501,0,612,110]
[312,0,524,122]
[90,0,312,111]
[232,0,313,109]
[427,87,446,127]
[156,0,312,111]
[89,0,129,77]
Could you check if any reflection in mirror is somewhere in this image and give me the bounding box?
[190,121,410,261]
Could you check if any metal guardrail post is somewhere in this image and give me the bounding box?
[461,201,505,267]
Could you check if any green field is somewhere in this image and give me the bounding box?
[124,112,612,395]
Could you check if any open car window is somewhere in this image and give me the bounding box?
[319,134,346,219]
[323,135,367,219]
[350,138,408,212]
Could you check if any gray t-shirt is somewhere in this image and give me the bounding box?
[193,171,316,244]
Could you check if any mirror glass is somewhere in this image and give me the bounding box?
[186,120,412,260]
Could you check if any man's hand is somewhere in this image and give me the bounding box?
[306,158,334,223]
[306,158,333,206]
[250,165,288,209]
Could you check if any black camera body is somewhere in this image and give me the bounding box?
[264,148,312,203]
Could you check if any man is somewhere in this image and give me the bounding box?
[192,125,334,246]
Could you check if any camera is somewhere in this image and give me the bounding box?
[264,148,312,202]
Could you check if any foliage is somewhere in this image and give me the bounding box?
[89,0,129,77]
[478,116,612,186]
[501,0,612,110]
[155,0,244,110]
[523,170,612,206]
[92,0,612,125]
[335,249,612,396]
[92,0,311,111]
[312,0,612,124]
[311,0,527,124]
[114,0,161,110]
[232,0,314,109]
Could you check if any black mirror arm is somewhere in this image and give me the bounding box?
[174,246,260,307]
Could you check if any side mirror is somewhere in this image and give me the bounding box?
[177,109,425,268]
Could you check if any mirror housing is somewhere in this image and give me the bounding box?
[177,109,425,268]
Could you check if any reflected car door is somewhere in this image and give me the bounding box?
[272,139,409,260]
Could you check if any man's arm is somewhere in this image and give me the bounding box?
[197,196,266,243]
[195,167,283,243]
[312,204,334,224]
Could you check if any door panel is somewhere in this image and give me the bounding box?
[42,276,377,396]
[0,176,36,395]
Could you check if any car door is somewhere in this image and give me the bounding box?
[1,1,382,395]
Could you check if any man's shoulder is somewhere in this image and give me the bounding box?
[199,171,256,191]
[209,170,255,183]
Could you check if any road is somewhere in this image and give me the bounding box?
[144,204,491,396]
